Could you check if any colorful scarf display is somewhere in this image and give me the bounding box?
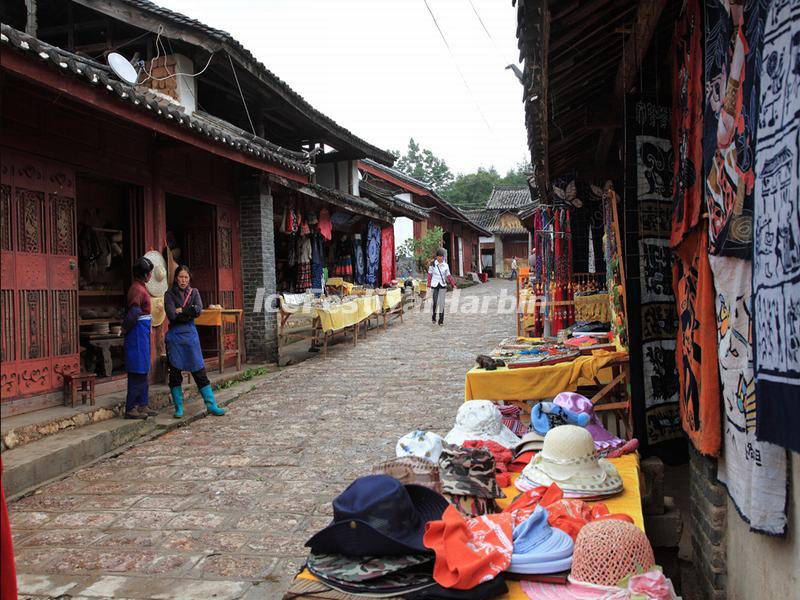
[670,0,704,249]
[353,234,366,285]
[712,256,787,535]
[625,96,683,461]
[365,221,381,287]
[753,0,800,453]
[380,226,396,286]
[673,228,721,456]
[702,1,764,257]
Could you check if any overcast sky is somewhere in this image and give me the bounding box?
[156,0,529,175]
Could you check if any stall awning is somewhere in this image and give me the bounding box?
[358,181,430,220]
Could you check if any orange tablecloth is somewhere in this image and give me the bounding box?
[194,308,242,327]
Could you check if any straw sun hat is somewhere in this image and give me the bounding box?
[520,425,623,497]
[143,249,168,297]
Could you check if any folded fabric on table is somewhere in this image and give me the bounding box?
[498,404,529,437]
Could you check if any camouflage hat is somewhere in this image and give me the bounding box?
[438,442,505,499]
[307,552,433,583]
[370,457,442,493]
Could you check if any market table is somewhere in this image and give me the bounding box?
[292,453,643,600]
[465,350,627,402]
[194,308,244,373]
[325,277,355,295]
[381,288,404,331]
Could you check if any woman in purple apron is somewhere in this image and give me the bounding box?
[122,257,157,419]
[165,265,226,418]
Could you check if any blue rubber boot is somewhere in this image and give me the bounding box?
[199,385,226,416]
[170,386,184,419]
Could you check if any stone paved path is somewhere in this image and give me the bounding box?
[9,279,517,599]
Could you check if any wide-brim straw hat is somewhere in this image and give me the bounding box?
[150,297,166,327]
[144,249,168,297]
[520,425,622,496]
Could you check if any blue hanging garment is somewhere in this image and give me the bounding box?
[353,234,366,285]
[365,221,381,286]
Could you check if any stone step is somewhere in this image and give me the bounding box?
[1,364,272,453]
[1,373,272,500]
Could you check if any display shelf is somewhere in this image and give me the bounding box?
[79,318,122,325]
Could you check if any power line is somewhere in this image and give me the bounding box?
[468,0,502,59]
[228,53,256,135]
[421,0,493,133]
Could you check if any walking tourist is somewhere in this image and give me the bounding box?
[510,256,518,280]
[165,265,226,418]
[122,256,157,420]
[427,248,457,326]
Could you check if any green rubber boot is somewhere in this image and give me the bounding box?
[199,385,225,416]
[170,386,184,419]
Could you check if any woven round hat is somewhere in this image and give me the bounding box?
[570,520,655,586]
[444,400,521,448]
[370,456,442,493]
[150,296,166,327]
[143,249,168,297]
[521,425,622,497]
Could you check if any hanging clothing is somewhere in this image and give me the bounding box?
[753,0,800,454]
[164,284,205,374]
[318,208,333,241]
[297,235,313,290]
[673,228,721,456]
[380,226,396,285]
[670,0,704,249]
[365,221,381,286]
[0,459,17,600]
[353,234,366,285]
[713,256,788,535]
[702,2,764,257]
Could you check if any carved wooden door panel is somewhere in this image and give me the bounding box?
[184,221,217,307]
[0,152,79,401]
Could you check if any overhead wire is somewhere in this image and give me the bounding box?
[139,25,216,83]
[421,0,493,133]
[228,53,256,136]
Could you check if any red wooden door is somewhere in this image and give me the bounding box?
[216,205,238,352]
[0,152,79,401]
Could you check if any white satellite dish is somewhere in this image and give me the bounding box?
[107,52,139,85]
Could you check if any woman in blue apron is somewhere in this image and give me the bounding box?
[165,265,226,418]
[122,257,157,419]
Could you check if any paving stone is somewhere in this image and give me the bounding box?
[9,280,514,597]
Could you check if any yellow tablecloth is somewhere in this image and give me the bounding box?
[314,300,361,333]
[574,293,611,322]
[383,288,403,310]
[465,350,627,401]
[295,453,642,600]
[356,295,381,321]
[193,308,242,327]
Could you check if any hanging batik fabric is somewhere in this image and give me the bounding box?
[702,1,764,257]
[353,234,366,285]
[625,96,683,462]
[753,1,800,452]
[712,256,787,535]
[365,221,381,287]
[380,226,395,285]
[670,0,704,249]
[673,227,721,456]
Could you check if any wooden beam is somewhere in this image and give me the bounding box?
[594,0,668,165]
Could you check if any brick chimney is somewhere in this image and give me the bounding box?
[144,53,196,114]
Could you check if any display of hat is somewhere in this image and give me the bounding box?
[307,551,433,583]
[370,456,442,493]
[305,474,448,557]
[444,400,521,448]
[520,520,678,599]
[531,401,590,436]
[519,425,623,498]
[150,296,166,327]
[143,249,168,297]
[438,442,504,499]
[507,505,574,574]
[554,392,626,452]
[396,430,443,463]
[514,430,546,457]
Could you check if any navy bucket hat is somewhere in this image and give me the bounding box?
[305,474,449,556]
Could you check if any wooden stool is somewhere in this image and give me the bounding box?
[64,373,97,407]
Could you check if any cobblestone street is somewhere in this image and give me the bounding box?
[8,279,516,599]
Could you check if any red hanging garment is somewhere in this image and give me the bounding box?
[380,226,395,285]
[1,458,17,600]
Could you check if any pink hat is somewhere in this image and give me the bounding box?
[520,520,679,600]
[553,392,626,452]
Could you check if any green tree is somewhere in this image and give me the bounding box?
[411,226,444,271]
[392,139,453,191]
[441,160,532,210]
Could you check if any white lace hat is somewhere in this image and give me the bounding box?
[444,400,521,448]
[520,425,622,497]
